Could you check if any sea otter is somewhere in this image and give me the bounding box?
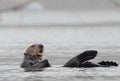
[63,50,118,67]
[20,44,51,71]
[21,44,118,71]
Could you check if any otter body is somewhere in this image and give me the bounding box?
[21,44,118,72]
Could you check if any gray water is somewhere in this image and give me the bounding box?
[0,26,120,81]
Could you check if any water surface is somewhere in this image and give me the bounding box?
[0,26,120,81]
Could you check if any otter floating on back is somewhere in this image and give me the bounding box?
[21,44,118,71]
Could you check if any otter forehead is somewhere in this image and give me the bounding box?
[27,44,44,49]
[30,44,44,48]
[25,44,44,56]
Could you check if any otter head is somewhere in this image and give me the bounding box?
[25,44,44,61]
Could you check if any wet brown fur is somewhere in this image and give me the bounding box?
[25,44,44,62]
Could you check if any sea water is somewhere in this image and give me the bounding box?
[0,26,120,81]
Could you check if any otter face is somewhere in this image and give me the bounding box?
[25,44,44,60]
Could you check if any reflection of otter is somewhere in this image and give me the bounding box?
[63,50,118,67]
[21,44,51,71]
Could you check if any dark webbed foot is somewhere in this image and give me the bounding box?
[98,61,118,67]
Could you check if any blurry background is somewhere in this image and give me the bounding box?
[0,0,120,26]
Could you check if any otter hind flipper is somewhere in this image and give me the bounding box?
[77,50,97,62]
[63,50,97,67]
